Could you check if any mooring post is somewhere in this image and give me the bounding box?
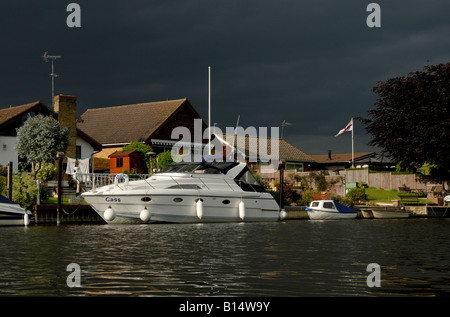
[56,152,65,225]
[279,160,285,210]
[7,161,13,200]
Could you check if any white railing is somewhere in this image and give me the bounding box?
[73,172,240,193]
[73,173,152,192]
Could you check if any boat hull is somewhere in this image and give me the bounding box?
[307,210,357,220]
[372,210,410,219]
[361,210,374,219]
[0,194,32,226]
[83,191,281,224]
[0,211,30,226]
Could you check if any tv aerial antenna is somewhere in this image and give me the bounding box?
[42,52,61,106]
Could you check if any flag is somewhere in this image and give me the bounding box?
[335,119,353,137]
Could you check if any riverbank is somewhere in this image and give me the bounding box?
[30,204,450,225]
[283,205,450,219]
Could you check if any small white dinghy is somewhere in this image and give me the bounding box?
[371,209,410,219]
[0,195,32,226]
[306,200,357,220]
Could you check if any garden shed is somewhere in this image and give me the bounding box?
[109,150,146,174]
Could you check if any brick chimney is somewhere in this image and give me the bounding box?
[54,95,77,158]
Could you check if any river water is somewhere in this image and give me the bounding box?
[1,218,449,297]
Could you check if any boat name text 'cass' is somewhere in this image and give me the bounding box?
[105,197,121,203]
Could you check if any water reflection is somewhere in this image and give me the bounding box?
[1,219,449,296]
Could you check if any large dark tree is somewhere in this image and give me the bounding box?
[361,63,450,184]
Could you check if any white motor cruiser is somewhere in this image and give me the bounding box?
[306,200,358,220]
[0,195,32,226]
[81,159,284,224]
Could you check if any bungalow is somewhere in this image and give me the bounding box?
[308,151,377,173]
[77,98,207,172]
[0,95,101,171]
[214,132,316,173]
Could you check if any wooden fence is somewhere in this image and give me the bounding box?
[260,168,447,194]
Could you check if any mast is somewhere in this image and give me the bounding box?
[208,66,211,155]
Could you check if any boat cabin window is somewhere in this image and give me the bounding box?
[323,202,335,209]
[167,184,201,189]
[311,202,319,207]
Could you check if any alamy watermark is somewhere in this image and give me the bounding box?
[66,3,81,28]
[366,3,381,28]
[366,263,381,287]
[66,262,81,288]
[171,119,280,170]
[64,3,381,29]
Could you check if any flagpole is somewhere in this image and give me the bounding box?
[208,66,211,155]
[351,117,354,168]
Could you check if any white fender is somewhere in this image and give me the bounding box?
[24,213,30,226]
[104,206,116,221]
[279,209,287,220]
[196,199,203,219]
[140,208,151,222]
[114,174,129,187]
[239,201,245,220]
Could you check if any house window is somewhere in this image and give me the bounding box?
[116,157,123,168]
[285,162,304,172]
[76,146,82,159]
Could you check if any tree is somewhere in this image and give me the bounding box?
[157,151,175,169]
[122,141,153,172]
[16,114,69,179]
[360,63,450,185]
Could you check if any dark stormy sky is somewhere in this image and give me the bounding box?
[1,0,449,155]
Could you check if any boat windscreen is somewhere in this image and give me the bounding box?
[159,163,198,173]
[235,167,267,192]
[159,161,238,174]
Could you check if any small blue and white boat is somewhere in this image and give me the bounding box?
[306,200,357,220]
[0,195,32,226]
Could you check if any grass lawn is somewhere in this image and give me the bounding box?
[365,187,435,205]
[365,187,400,203]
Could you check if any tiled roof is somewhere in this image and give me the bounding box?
[77,98,189,145]
[221,133,316,163]
[309,152,375,163]
[108,150,138,158]
[0,101,43,126]
[0,101,101,150]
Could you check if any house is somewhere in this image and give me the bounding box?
[77,98,207,172]
[308,151,376,173]
[0,96,101,171]
[108,150,146,174]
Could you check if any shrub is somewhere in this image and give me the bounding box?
[12,173,38,211]
[0,175,6,196]
[36,162,57,182]
[346,188,367,202]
